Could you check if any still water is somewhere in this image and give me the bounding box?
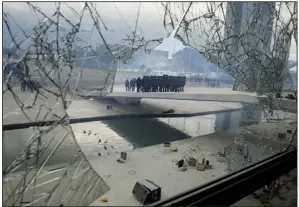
[3,104,256,171]
[3,107,255,171]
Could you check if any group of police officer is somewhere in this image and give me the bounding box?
[125,75,186,93]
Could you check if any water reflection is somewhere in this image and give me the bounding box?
[5,101,295,172]
[158,110,244,138]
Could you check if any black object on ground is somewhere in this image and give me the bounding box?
[177,159,185,168]
[286,94,296,100]
[162,109,175,114]
[121,152,128,160]
[164,142,171,147]
[206,160,210,166]
[117,159,124,163]
[132,179,162,204]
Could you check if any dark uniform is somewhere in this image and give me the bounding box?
[150,76,157,92]
[182,76,186,92]
[136,77,141,92]
[158,76,163,92]
[171,76,177,92]
[133,78,137,91]
[142,76,149,92]
[162,75,168,92]
[21,79,26,92]
[125,79,129,91]
[130,79,134,91]
[179,76,184,92]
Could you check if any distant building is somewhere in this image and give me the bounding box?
[224,2,288,93]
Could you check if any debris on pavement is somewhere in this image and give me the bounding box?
[99,197,108,202]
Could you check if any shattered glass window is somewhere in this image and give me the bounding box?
[3,1,297,206]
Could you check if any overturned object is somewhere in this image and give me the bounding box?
[196,163,205,171]
[117,152,129,163]
[132,179,162,204]
[176,159,187,171]
[162,109,174,114]
[99,197,108,202]
[188,158,197,166]
[170,146,178,152]
[164,142,171,148]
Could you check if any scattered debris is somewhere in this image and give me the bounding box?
[210,153,217,157]
[171,146,178,152]
[164,142,171,147]
[196,163,205,171]
[98,139,101,144]
[188,158,197,166]
[99,197,108,202]
[98,153,101,156]
[286,94,296,100]
[162,109,174,114]
[128,170,136,175]
[83,130,86,134]
[174,159,188,171]
[88,130,91,136]
[117,159,124,163]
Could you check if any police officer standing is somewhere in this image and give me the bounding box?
[130,79,134,91]
[125,79,129,91]
[133,78,137,91]
[136,77,141,92]
[21,78,25,92]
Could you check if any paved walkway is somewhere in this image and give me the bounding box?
[107,86,262,104]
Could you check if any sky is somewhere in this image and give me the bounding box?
[3,2,297,60]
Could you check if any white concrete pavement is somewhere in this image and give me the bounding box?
[107,86,262,104]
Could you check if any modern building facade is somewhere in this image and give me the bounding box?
[224,2,293,94]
